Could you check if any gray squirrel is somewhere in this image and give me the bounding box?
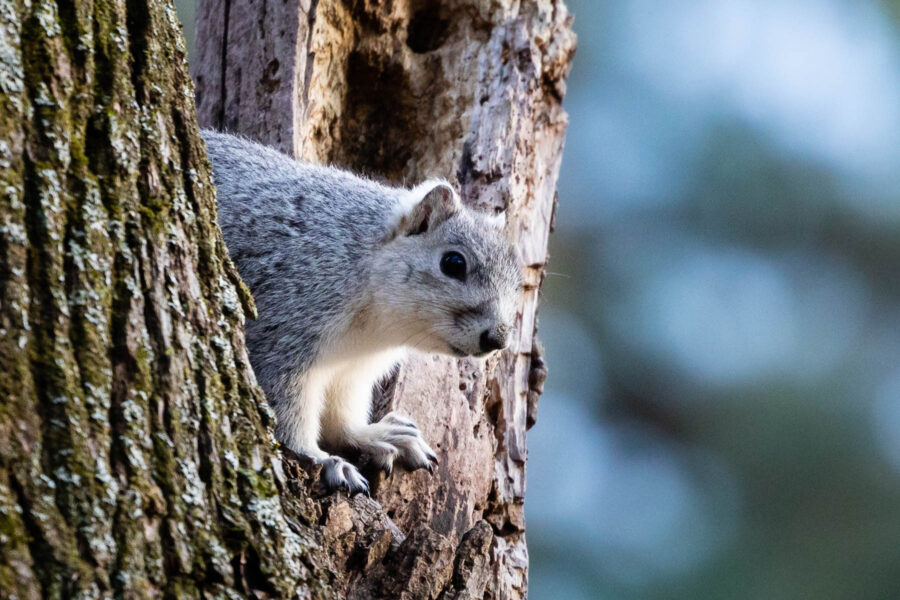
[202,131,521,494]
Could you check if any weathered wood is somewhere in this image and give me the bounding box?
[0,0,336,596]
[194,1,575,598]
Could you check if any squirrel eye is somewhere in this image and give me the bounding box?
[440,251,467,281]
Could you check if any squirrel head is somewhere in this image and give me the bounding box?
[371,180,522,357]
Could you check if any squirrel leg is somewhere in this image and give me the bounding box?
[321,361,438,477]
[275,368,370,495]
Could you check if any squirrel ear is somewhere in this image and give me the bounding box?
[391,180,460,238]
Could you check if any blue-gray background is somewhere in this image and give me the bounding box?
[176,2,900,597]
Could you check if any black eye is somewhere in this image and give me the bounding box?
[440,251,467,281]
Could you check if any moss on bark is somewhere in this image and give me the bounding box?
[0,0,331,597]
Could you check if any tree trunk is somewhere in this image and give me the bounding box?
[193,1,574,599]
[0,0,573,596]
[0,0,333,597]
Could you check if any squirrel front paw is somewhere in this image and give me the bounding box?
[318,456,370,495]
[354,412,439,476]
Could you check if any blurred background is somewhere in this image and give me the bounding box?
[529,1,900,598]
[176,1,900,598]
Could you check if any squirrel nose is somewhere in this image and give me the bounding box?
[479,329,507,353]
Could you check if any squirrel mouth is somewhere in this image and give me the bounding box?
[448,344,492,358]
[447,344,467,357]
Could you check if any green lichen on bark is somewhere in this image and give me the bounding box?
[0,0,331,597]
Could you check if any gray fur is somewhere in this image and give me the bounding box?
[202,130,521,493]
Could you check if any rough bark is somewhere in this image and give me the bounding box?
[0,0,336,597]
[193,1,574,599]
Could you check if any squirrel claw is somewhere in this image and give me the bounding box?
[319,456,370,495]
[352,412,439,476]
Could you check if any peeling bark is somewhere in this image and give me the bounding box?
[194,1,575,598]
